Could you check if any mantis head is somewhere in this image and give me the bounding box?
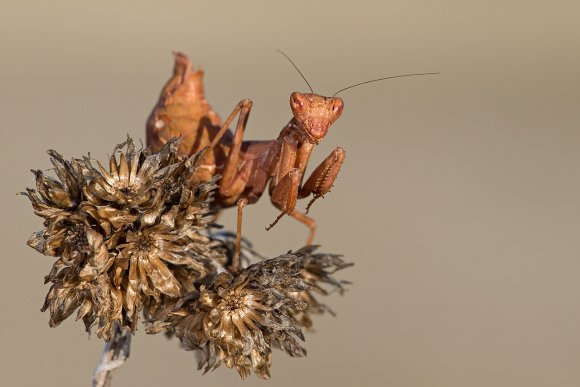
[290,92,344,144]
[278,50,437,144]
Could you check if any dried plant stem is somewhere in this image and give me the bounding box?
[92,324,132,387]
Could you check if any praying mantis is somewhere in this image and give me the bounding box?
[146,52,436,266]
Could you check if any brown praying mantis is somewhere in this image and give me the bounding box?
[146,52,437,268]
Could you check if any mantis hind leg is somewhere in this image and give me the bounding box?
[206,100,255,268]
[232,198,248,273]
[206,99,253,198]
[290,211,316,246]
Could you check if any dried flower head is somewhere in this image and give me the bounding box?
[147,253,311,379]
[23,137,225,340]
[24,150,84,220]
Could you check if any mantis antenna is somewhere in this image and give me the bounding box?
[332,72,439,96]
[276,50,314,93]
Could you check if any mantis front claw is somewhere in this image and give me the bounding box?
[300,147,345,213]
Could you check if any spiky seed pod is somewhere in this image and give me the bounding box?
[22,150,84,220]
[42,269,123,341]
[147,254,310,379]
[288,246,353,329]
[23,137,225,340]
[27,215,92,269]
[84,138,170,208]
[115,220,217,321]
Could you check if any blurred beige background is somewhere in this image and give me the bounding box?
[1,1,580,386]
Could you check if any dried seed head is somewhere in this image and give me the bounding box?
[147,254,311,379]
[23,137,225,340]
[22,151,84,220]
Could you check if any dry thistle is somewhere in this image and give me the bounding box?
[23,137,225,340]
[146,246,352,379]
[147,253,310,379]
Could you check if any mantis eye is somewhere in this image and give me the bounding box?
[290,92,304,110]
[332,99,344,115]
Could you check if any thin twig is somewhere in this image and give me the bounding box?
[92,324,132,387]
